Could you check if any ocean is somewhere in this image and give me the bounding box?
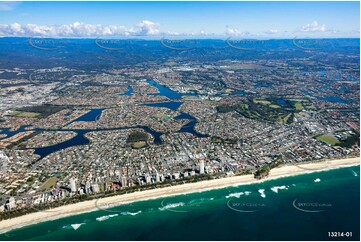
[1,165,359,241]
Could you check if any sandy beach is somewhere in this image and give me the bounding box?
[0,157,359,233]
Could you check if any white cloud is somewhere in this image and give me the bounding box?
[136,20,160,35]
[264,29,278,34]
[199,30,214,36]
[301,21,326,32]
[225,27,250,36]
[225,27,241,35]
[0,2,18,11]
[165,31,181,36]
[0,20,160,37]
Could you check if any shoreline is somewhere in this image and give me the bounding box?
[0,157,359,233]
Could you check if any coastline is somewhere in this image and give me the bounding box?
[0,157,359,233]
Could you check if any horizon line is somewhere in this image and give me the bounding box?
[1,36,360,40]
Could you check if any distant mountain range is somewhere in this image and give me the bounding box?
[0,37,359,69]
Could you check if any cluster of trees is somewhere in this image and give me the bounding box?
[254,156,283,179]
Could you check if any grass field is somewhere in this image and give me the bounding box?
[277,113,292,124]
[10,111,41,118]
[305,105,317,110]
[293,101,304,111]
[14,105,67,118]
[132,141,148,149]
[211,137,224,143]
[253,99,271,105]
[39,177,59,191]
[316,135,340,145]
[269,104,281,109]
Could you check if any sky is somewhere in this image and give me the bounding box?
[0,1,359,38]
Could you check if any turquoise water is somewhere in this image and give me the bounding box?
[1,166,359,241]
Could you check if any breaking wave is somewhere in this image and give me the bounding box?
[70,223,85,230]
[188,197,214,204]
[225,192,244,199]
[96,214,119,222]
[270,185,288,193]
[225,191,252,199]
[120,211,142,216]
[159,202,185,211]
[351,170,358,177]
[258,189,266,198]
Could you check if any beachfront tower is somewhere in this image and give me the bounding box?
[70,178,77,192]
[156,173,160,182]
[199,159,205,174]
[121,176,127,188]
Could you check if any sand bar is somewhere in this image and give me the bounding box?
[0,157,359,233]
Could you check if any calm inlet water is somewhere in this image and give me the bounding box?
[0,103,205,160]
[120,86,133,96]
[147,80,182,100]
[1,166,359,241]
[68,108,105,123]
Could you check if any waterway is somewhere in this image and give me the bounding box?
[0,79,221,161]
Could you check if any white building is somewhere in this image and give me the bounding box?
[92,183,100,193]
[145,174,151,184]
[199,159,205,174]
[173,173,180,179]
[156,173,160,182]
[5,197,16,210]
[121,176,127,188]
[69,178,77,192]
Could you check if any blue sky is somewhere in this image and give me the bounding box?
[0,1,359,38]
